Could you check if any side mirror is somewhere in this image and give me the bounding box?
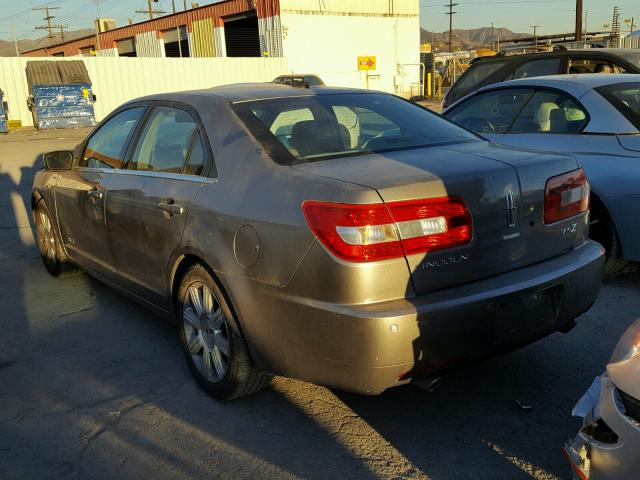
[42,150,74,171]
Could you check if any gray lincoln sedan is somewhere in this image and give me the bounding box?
[32,84,604,401]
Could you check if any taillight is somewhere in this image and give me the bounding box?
[544,169,589,224]
[302,197,472,263]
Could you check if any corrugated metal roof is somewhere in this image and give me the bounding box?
[23,0,281,57]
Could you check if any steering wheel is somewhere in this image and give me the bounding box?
[462,117,496,134]
[362,128,402,149]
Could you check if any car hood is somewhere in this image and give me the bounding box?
[607,318,640,400]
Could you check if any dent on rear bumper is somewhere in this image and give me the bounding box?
[242,241,603,394]
[566,373,640,480]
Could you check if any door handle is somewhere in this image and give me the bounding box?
[157,202,184,216]
[87,189,103,200]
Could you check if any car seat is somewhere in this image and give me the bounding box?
[534,102,560,132]
[290,120,350,158]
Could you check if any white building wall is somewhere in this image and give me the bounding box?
[279,1,420,96]
[0,57,289,127]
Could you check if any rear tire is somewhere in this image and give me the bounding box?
[589,198,629,277]
[177,264,271,401]
[33,200,81,278]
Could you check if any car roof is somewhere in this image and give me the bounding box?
[135,83,373,104]
[476,48,640,62]
[475,73,640,98]
[275,74,321,78]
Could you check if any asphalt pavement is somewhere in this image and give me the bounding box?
[1,127,639,480]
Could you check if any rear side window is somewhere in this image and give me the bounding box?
[509,90,588,134]
[81,107,144,169]
[184,133,207,176]
[446,89,533,134]
[596,82,640,130]
[453,61,509,92]
[509,58,563,80]
[128,107,198,173]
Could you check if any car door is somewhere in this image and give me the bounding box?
[445,88,534,142]
[105,104,212,309]
[54,106,145,276]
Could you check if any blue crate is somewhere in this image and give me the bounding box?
[31,84,96,130]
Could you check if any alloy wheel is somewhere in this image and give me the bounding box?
[37,209,57,267]
[182,282,231,382]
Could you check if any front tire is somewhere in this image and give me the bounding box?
[177,264,271,401]
[33,200,80,277]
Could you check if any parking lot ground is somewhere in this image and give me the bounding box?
[1,128,639,480]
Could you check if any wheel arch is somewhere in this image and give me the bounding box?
[168,251,262,366]
[590,190,624,256]
[31,189,43,210]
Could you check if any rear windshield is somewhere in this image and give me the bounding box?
[596,82,640,130]
[233,93,479,164]
[617,52,640,69]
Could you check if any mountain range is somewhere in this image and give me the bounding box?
[421,27,529,51]
[0,29,94,57]
[1,27,529,57]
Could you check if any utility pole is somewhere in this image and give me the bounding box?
[135,0,165,21]
[575,0,583,41]
[490,22,494,48]
[584,10,588,36]
[12,22,20,56]
[445,1,458,53]
[183,0,188,10]
[171,0,176,14]
[530,25,540,49]
[33,5,66,42]
[625,17,636,35]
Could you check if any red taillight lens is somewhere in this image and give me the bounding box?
[544,169,589,224]
[302,197,472,263]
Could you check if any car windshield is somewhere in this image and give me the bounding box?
[234,93,479,163]
[596,82,640,130]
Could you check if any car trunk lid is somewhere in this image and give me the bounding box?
[293,142,586,294]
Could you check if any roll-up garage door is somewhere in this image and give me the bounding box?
[223,11,261,57]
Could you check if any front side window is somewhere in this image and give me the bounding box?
[128,107,199,173]
[510,58,563,80]
[596,82,640,130]
[81,107,144,169]
[509,90,588,134]
[235,93,479,163]
[446,88,533,134]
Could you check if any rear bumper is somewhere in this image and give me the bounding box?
[565,373,640,480]
[251,241,604,394]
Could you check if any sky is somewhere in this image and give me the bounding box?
[0,0,639,42]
